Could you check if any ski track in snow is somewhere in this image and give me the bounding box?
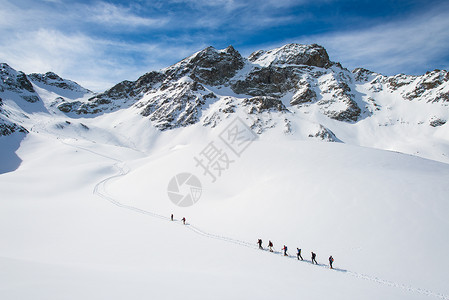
[62,138,448,300]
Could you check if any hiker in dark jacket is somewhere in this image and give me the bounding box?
[257,239,263,249]
[311,252,318,264]
[297,248,303,260]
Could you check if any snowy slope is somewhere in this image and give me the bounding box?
[1,127,449,300]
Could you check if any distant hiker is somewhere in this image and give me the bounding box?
[181,217,186,225]
[297,248,303,260]
[282,245,288,256]
[257,239,263,249]
[311,252,317,264]
[268,240,273,252]
[329,256,334,269]
[171,214,174,221]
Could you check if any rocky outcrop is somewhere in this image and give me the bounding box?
[231,66,299,96]
[0,63,40,103]
[0,120,28,136]
[290,80,317,105]
[352,68,377,82]
[317,73,361,122]
[28,72,91,93]
[164,46,245,86]
[308,125,339,142]
[249,43,331,68]
[430,118,446,127]
[0,101,28,136]
[242,96,288,114]
[403,70,449,102]
[137,80,209,130]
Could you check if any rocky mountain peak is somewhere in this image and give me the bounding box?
[352,68,379,82]
[0,63,39,103]
[165,45,245,86]
[248,43,331,68]
[0,63,14,74]
[223,45,239,55]
[28,72,91,93]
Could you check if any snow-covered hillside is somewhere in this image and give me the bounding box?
[1,126,449,300]
[1,44,449,299]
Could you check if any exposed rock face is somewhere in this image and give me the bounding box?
[352,68,377,82]
[137,80,208,130]
[0,120,28,136]
[28,72,91,93]
[403,70,449,102]
[54,44,360,128]
[308,125,339,142]
[290,80,317,105]
[0,98,28,136]
[243,96,288,114]
[44,43,447,135]
[0,63,40,103]
[316,72,361,122]
[165,46,245,86]
[319,97,361,122]
[249,43,331,68]
[430,118,447,127]
[231,66,298,96]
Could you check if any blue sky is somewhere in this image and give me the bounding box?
[1,0,449,91]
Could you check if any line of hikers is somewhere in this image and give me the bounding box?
[171,214,186,224]
[170,214,334,269]
[258,239,334,269]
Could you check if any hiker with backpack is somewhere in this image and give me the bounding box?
[257,239,263,249]
[329,256,334,269]
[296,248,303,260]
[311,252,318,264]
[282,245,288,256]
[268,240,273,252]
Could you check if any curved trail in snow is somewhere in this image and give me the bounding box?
[64,139,448,300]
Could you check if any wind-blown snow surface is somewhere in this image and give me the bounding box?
[1,120,449,299]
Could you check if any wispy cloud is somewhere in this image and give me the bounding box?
[306,6,449,75]
[86,2,168,28]
[244,2,449,76]
[0,25,204,91]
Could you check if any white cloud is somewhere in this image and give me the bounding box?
[0,26,205,92]
[303,7,449,75]
[87,2,168,27]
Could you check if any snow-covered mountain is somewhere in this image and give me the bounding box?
[2,43,448,162]
[1,44,449,300]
